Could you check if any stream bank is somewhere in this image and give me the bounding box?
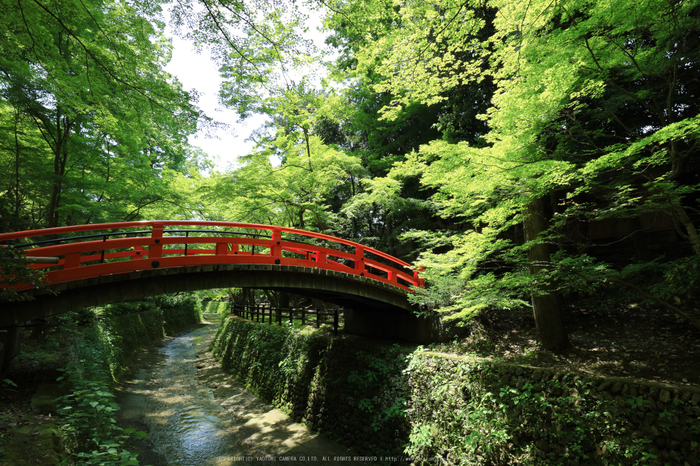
[211,314,700,466]
[0,294,205,464]
[117,313,355,465]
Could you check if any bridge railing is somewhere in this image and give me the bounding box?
[231,303,342,333]
[0,221,424,292]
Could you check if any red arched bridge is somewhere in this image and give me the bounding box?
[0,221,425,329]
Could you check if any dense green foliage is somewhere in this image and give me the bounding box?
[320,0,700,349]
[0,0,202,230]
[3,0,699,349]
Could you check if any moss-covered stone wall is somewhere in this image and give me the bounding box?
[406,351,700,465]
[96,294,203,380]
[211,316,700,466]
[211,316,410,456]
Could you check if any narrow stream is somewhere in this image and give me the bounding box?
[116,314,354,466]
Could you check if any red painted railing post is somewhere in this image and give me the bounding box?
[355,247,365,275]
[216,243,229,256]
[150,225,163,259]
[271,228,282,263]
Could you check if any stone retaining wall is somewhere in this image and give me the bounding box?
[211,316,700,465]
[406,351,700,465]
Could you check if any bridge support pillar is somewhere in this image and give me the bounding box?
[344,308,447,343]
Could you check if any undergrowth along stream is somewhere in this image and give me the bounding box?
[1,293,204,465]
[211,315,700,466]
[56,358,145,465]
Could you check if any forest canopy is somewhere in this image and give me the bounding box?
[1,0,699,350]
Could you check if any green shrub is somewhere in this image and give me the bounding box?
[55,329,146,465]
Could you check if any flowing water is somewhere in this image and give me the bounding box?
[116,314,354,466]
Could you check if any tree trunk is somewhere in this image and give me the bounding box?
[523,196,571,352]
[13,109,22,218]
[673,206,700,257]
[302,126,313,172]
[47,34,72,228]
[242,288,255,305]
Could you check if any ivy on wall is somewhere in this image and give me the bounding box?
[211,317,411,456]
[212,317,700,465]
[405,350,700,465]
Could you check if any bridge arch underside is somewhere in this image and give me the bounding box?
[3,264,442,342]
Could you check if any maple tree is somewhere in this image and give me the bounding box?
[322,0,700,349]
[0,0,200,229]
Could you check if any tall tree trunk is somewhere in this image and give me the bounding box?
[46,109,64,228]
[302,126,313,172]
[523,196,570,352]
[13,108,22,219]
[241,288,255,305]
[46,107,73,227]
[46,33,73,228]
[673,206,700,257]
